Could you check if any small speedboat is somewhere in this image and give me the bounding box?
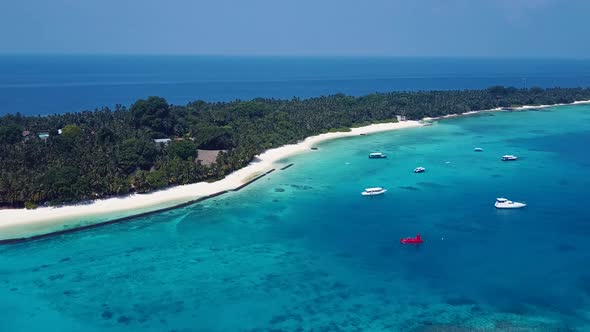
[501,155,518,161]
[369,152,387,159]
[474,148,483,152]
[495,197,526,209]
[414,167,426,173]
[361,187,387,196]
[400,234,423,244]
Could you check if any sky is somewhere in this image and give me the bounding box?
[0,0,589,57]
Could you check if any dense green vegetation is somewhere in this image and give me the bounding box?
[1,86,589,208]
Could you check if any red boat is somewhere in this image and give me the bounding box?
[400,234,423,244]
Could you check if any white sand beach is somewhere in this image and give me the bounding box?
[0,120,422,241]
[2,99,590,241]
[423,100,590,122]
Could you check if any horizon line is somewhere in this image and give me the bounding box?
[0,52,589,60]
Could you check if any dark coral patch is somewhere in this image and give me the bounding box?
[399,186,420,191]
[117,315,132,324]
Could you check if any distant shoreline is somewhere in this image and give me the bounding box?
[423,99,590,121]
[1,99,589,243]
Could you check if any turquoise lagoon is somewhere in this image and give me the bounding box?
[2,105,590,331]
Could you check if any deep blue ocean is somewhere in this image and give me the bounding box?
[2,55,590,115]
[1,104,590,331]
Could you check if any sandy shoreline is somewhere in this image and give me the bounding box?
[423,99,590,121]
[1,99,589,242]
[0,121,422,241]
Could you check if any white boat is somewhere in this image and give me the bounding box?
[369,152,387,159]
[495,197,526,209]
[413,167,426,173]
[474,148,483,152]
[501,155,518,161]
[361,187,387,196]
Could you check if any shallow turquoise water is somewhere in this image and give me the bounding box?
[1,105,590,331]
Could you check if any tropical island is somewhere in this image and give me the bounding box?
[1,86,590,210]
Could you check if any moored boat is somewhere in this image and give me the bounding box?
[474,147,483,152]
[400,234,423,244]
[501,155,518,161]
[369,152,387,159]
[495,197,526,209]
[413,166,426,173]
[361,187,387,196]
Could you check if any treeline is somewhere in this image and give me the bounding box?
[1,86,589,208]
